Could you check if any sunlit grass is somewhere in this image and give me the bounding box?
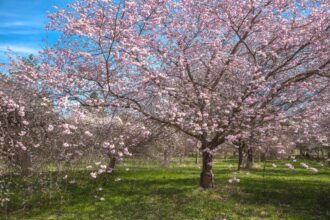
[1,159,329,220]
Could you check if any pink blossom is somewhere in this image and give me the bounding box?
[19,131,27,136]
[47,124,54,132]
[300,163,309,169]
[84,131,93,137]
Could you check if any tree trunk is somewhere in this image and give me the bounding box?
[195,149,199,164]
[237,143,244,171]
[261,152,266,162]
[107,157,116,175]
[257,151,262,162]
[246,146,253,169]
[321,148,325,162]
[16,149,32,176]
[328,152,330,167]
[162,149,170,167]
[199,141,215,188]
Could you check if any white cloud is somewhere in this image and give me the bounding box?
[0,45,39,55]
[0,21,44,28]
[0,30,41,35]
[0,21,26,27]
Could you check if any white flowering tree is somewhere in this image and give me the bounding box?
[0,74,63,175]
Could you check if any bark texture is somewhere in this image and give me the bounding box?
[200,141,217,188]
[200,150,214,188]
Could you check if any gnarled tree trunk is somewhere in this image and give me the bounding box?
[199,140,224,188]
[199,141,217,188]
[200,149,214,188]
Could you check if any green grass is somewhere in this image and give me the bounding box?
[1,159,330,220]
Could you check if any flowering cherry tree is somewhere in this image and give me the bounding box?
[289,88,330,163]
[68,107,153,178]
[0,74,64,175]
[0,90,31,175]
[10,0,330,188]
[236,84,330,169]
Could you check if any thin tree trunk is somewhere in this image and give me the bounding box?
[237,142,244,171]
[328,152,330,167]
[108,157,116,175]
[246,146,253,169]
[16,149,32,176]
[162,149,170,167]
[199,141,216,188]
[261,152,266,162]
[195,149,199,164]
[257,151,261,162]
[163,148,172,167]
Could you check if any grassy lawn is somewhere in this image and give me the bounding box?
[1,159,329,220]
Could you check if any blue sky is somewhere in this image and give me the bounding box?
[0,0,74,64]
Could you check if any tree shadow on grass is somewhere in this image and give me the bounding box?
[233,171,330,219]
[2,166,330,220]
[2,170,202,219]
[250,167,329,177]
